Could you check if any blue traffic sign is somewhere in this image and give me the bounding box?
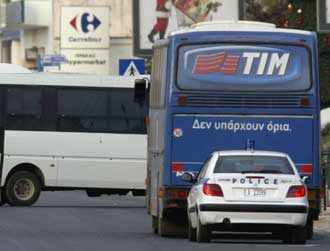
[42,55,66,66]
[119,59,145,76]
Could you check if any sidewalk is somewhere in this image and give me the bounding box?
[314,207,330,233]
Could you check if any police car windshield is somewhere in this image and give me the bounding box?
[214,155,294,174]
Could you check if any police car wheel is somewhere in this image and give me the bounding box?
[188,218,196,241]
[196,217,210,242]
[291,227,306,244]
[282,227,306,244]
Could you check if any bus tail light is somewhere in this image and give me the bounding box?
[177,96,188,106]
[145,115,150,127]
[172,162,183,172]
[299,97,309,107]
[308,190,316,200]
[203,184,224,197]
[286,185,306,198]
[168,190,189,199]
[300,164,312,173]
[159,186,164,198]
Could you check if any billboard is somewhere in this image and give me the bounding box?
[133,0,242,56]
[318,0,330,32]
[177,44,311,91]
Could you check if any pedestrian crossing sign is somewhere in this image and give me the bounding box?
[119,59,145,76]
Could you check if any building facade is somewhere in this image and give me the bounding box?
[0,0,137,75]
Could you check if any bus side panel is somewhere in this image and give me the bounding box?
[2,130,147,189]
[148,109,166,217]
[171,114,314,185]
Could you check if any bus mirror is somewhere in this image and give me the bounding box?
[134,79,148,101]
[302,176,311,184]
[181,172,196,183]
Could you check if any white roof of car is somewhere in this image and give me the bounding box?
[216,150,288,158]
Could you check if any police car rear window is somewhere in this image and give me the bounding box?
[176,43,311,91]
[214,156,294,174]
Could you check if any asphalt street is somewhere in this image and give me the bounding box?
[0,191,329,251]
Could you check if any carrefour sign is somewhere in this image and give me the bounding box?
[61,7,109,49]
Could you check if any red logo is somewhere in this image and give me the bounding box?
[193,52,240,75]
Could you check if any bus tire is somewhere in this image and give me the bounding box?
[86,190,101,197]
[152,216,158,234]
[0,189,7,206]
[158,217,173,237]
[5,171,41,206]
[305,216,314,239]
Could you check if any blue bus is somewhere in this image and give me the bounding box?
[141,21,321,237]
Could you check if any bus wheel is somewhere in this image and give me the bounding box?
[86,190,101,197]
[5,171,41,206]
[152,216,158,234]
[0,190,7,206]
[158,217,172,237]
[306,217,314,239]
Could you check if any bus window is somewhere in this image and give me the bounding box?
[108,88,148,134]
[6,87,42,130]
[150,47,167,108]
[57,88,108,132]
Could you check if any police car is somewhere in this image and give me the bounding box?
[182,150,309,244]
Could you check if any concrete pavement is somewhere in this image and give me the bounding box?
[0,191,329,251]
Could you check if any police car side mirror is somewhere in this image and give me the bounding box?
[181,172,196,183]
[302,176,311,184]
[134,79,148,101]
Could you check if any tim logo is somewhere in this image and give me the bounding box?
[193,52,290,76]
[70,13,101,33]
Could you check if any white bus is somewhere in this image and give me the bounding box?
[0,68,149,206]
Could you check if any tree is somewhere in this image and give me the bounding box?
[244,0,330,108]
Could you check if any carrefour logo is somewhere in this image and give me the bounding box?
[193,51,290,76]
[70,12,101,33]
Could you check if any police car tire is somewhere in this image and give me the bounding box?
[291,227,306,244]
[196,218,210,243]
[188,218,196,241]
[5,171,41,207]
[283,227,306,244]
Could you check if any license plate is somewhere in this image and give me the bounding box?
[244,188,266,197]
